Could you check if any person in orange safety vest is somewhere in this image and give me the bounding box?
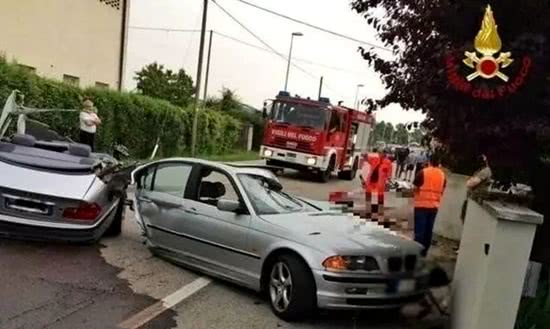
[413,153,446,256]
[360,148,393,222]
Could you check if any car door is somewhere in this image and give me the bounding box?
[133,161,194,252]
[182,166,258,284]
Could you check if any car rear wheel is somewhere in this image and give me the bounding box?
[268,255,316,321]
[104,198,125,237]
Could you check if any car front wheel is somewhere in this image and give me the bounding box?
[268,255,316,321]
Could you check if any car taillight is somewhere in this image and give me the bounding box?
[63,203,101,221]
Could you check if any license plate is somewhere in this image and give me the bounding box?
[286,153,296,161]
[397,279,416,293]
[4,195,53,216]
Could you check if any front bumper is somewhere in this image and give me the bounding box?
[0,203,118,243]
[260,146,328,171]
[314,270,430,309]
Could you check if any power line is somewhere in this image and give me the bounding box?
[210,0,347,99]
[210,0,316,80]
[130,26,370,76]
[213,31,369,76]
[227,0,393,52]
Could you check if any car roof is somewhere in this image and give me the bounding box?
[151,158,278,179]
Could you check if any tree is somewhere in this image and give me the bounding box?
[219,88,242,113]
[206,88,266,150]
[135,63,195,107]
[205,88,241,112]
[351,1,550,180]
[394,123,409,145]
[351,2,550,325]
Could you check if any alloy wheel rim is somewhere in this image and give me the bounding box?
[269,262,293,312]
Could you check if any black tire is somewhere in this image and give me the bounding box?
[338,158,358,181]
[104,198,125,237]
[318,157,335,183]
[268,254,317,321]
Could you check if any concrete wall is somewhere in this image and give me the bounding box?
[0,0,125,89]
[434,171,468,240]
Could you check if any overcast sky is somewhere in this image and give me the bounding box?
[125,0,425,125]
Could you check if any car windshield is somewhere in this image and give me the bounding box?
[270,101,327,130]
[238,174,316,215]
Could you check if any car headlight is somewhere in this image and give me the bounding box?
[263,149,273,157]
[306,157,317,165]
[322,255,379,272]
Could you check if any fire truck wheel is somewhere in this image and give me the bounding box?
[338,158,358,181]
[318,157,335,183]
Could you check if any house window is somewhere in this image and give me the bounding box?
[18,64,36,74]
[63,74,80,86]
[95,82,109,89]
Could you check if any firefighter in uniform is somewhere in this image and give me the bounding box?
[361,148,393,223]
[413,153,446,256]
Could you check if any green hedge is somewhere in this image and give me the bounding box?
[0,59,241,159]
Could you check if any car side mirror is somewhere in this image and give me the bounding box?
[217,199,242,213]
[262,102,268,119]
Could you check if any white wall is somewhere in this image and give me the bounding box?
[434,171,468,240]
[0,0,125,89]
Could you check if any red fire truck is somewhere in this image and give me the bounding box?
[260,91,374,182]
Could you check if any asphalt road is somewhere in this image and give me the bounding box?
[0,166,442,329]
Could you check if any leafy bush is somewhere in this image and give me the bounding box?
[0,59,241,158]
[206,88,265,150]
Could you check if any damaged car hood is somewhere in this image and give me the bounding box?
[260,211,422,256]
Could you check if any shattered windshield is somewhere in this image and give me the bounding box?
[238,174,316,215]
[270,101,328,130]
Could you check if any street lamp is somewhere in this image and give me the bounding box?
[354,84,365,109]
[284,32,303,92]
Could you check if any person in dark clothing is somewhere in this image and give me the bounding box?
[396,147,410,179]
[413,154,446,256]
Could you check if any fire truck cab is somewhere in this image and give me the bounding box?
[260,91,374,182]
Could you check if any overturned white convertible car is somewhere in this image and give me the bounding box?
[0,91,133,242]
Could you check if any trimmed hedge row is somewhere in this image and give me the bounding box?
[0,60,241,159]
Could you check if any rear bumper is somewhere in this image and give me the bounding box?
[314,270,430,310]
[0,203,118,243]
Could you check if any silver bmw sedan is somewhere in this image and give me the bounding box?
[131,158,431,321]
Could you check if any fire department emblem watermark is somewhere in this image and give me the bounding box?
[445,4,532,100]
[463,5,513,82]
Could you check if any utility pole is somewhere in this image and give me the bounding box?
[191,0,209,157]
[284,32,303,92]
[318,76,323,99]
[203,30,213,101]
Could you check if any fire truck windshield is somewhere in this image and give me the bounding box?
[270,101,327,130]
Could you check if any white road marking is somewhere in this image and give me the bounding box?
[118,276,212,329]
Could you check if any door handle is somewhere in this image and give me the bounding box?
[184,207,198,215]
